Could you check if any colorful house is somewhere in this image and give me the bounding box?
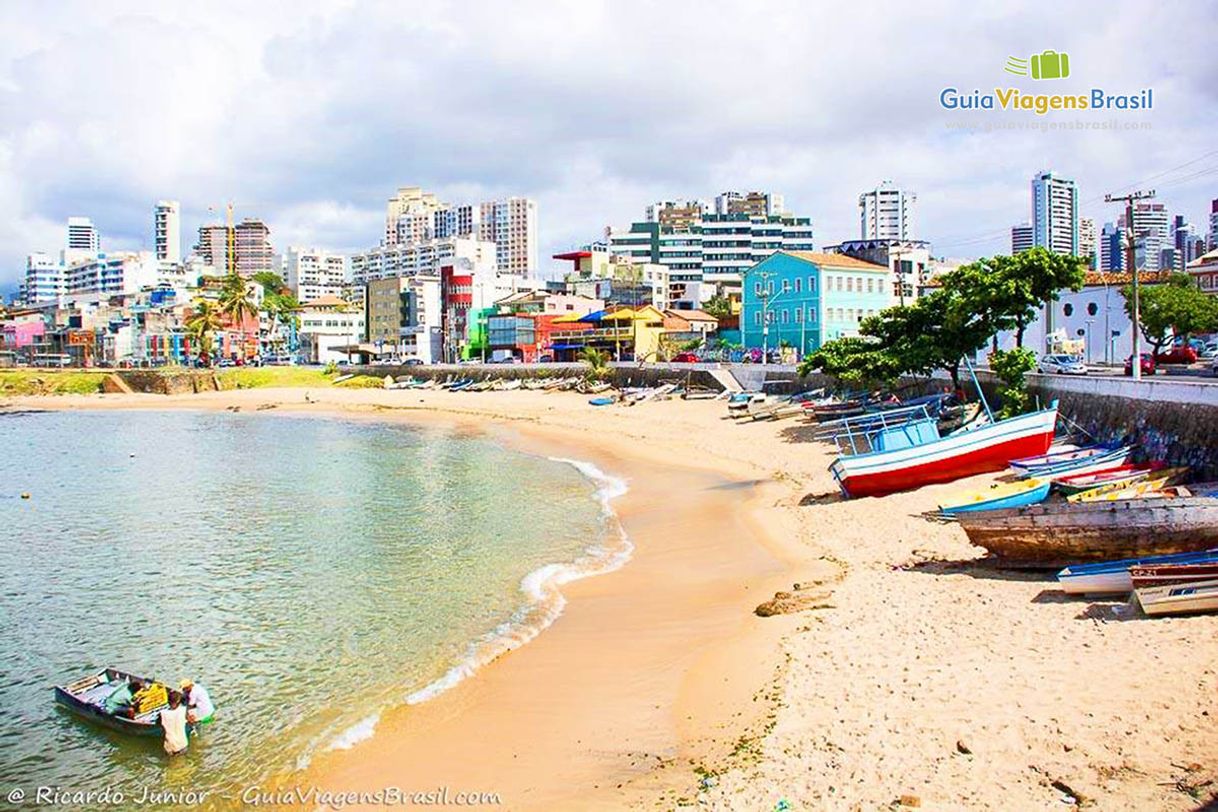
[546,305,670,361]
[741,251,891,357]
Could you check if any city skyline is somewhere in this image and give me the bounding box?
[1,2,1216,295]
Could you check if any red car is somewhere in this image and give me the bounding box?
[1155,345,1198,365]
[671,352,699,363]
[1124,353,1156,376]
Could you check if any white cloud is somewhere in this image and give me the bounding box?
[1,0,1215,294]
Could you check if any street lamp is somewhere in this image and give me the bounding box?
[1084,319,1095,364]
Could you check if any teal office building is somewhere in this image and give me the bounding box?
[741,251,892,356]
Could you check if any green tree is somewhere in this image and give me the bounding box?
[252,271,287,294]
[702,295,734,320]
[1122,273,1218,354]
[989,347,1037,419]
[578,347,611,381]
[185,299,224,366]
[218,273,260,360]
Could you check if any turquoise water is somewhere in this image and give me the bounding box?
[0,410,621,806]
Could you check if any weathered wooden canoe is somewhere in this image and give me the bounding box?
[955,496,1218,567]
[1010,445,1133,481]
[1136,578,1218,616]
[1066,468,1191,502]
[1054,462,1163,496]
[938,478,1051,516]
[53,667,172,738]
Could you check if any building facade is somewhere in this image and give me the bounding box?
[194,218,274,276]
[66,216,100,256]
[298,295,366,364]
[740,251,891,356]
[1099,222,1124,271]
[1079,217,1097,268]
[23,253,65,304]
[65,252,164,299]
[859,181,916,241]
[1011,223,1034,254]
[1031,171,1079,256]
[1122,201,1170,271]
[280,247,347,302]
[154,201,181,264]
[825,239,931,305]
[350,236,497,286]
[365,275,443,362]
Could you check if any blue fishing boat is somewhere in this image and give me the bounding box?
[1057,549,1218,595]
[939,478,1052,516]
[54,667,195,738]
[588,396,615,406]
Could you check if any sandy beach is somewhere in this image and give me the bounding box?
[6,385,1217,810]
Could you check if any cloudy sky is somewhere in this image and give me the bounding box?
[1,1,1215,294]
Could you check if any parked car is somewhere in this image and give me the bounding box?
[1195,341,1218,360]
[403,358,424,366]
[1155,345,1198,365]
[1036,354,1087,375]
[1124,353,1156,376]
[671,352,699,363]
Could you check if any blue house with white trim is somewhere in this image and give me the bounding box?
[741,251,892,356]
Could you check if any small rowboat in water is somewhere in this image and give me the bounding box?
[1056,548,1218,594]
[1136,578,1218,616]
[53,667,190,738]
[938,478,1051,516]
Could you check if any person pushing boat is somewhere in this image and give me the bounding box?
[179,679,214,725]
[159,690,189,756]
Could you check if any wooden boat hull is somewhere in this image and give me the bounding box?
[831,406,1057,499]
[1054,463,1158,496]
[53,667,172,738]
[1012,446,1133,481]
[939,479,1051,516]
[1057,549,1218,594]
[1136,578,1218,616]
[957,497,1218,567]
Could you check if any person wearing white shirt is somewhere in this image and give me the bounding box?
[159,691,189,756]
[179,679,215,725]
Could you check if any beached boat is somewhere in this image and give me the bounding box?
[1130,562,1218,589]
[1054,462,1165,496]
[1136,578,1218,616]
[1056,549,1218,594]
[588,396,615,407]
[938,478,1051,516]
[1069,479,1192,503]
[1010,445,1133,481]
[54,668,187,738]
[956,495,1218,567]
[829,403,1058,499]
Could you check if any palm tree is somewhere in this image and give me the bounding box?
[218,273,259,362]
[578,347,611,381]
[186,300,223,366]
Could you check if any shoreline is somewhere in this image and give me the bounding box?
[7,386,1216,809]
[5,388,826,810]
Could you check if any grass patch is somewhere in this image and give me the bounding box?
[215,367,334,390]
[333,374,387,389]
[0,370,109,396]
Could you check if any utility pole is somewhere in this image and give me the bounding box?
[1104,190,1155,381]
[891,247,906,307]
[755,269,773,366]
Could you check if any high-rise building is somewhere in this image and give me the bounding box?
[66,216,100,253]
[154,201,181,264]
[1120,202,1170,271]
[1171,215,1200,270]
[23,252,65,304]
[194,218,274,276]
[1099,222,1125,271]
[1209,199,1218,250]
[365,274,443,363]
[646,200,707,231]
[859,181,917,241]
[385,186,445,247]
[1079,217,1097,268]
[1031,171,1079,256]
[1011,223,1034,254]
[478,197,539,275]
[280,247,348,302]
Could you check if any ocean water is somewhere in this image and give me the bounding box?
[0,409,624,806]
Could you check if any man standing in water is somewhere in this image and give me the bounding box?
[160,691,189,756]
[180,679,215,725]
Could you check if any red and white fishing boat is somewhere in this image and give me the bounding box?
[829,402,1058,499]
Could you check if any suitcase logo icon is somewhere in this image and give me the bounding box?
[1004,51,1071,80]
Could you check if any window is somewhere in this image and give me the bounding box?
[878,279,885,294]
[867,278,873,294]
[846,277,853,293]
[809,276,816,292]
[754,312,761,326]
[808,307,816,322]
[1087,302,1099,316]
[795,308,802,323]
[782,280,791,294]
[754,281,762,295]
[780,309,789,324]
[1063,303,1074,317]
[794,278,802,293]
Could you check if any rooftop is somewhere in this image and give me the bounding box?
[782,251,889,271]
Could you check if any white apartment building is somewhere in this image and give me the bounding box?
[1079,217,1097,266]
[64,251,164,299]
[1209,199,1218,250]
[280,247,348,302]
[1031,171,1079,256]
[298,295,367,364]
[385,186,446,246]
[1123,202,1170,271]
[859,181,916,240]
[154,200,181,264]
[714,191,785,217]
[640,261,702,310]
[350,236,498,285]
[479,197,538,275]
[66,216,100,253]
[23,252,65,304]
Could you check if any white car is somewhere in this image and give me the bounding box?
[1037,354,1088,375]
